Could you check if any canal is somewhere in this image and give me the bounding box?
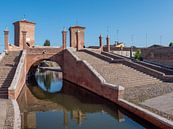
[17,69,158,129]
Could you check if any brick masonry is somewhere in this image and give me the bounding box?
[69,26,85,49]
[141,47,173,67]
[13,20,35,48]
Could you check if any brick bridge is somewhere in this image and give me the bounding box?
[1,20,173,128]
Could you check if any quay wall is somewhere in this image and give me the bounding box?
[118,99,173,129]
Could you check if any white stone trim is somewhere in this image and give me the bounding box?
[11,100,21,129]
[8,50,26,91]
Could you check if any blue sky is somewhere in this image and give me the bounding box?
[0,0,173,51]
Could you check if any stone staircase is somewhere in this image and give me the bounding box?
[0,51,21,98]
[74,51,161,88]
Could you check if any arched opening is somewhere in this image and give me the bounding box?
[27,59,63,94]
[26,42,30,47]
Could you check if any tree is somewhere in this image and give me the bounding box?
[44,40,50,46]
[169,42,173,47]
[134,49,142,61]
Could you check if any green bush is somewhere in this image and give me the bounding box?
[134,49,142,61]
[169,42,173,47]
[44,40,50,46]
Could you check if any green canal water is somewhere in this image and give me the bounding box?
[17,70,158,129]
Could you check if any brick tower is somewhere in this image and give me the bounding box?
[13,20,35,48]
[69,26,85,50]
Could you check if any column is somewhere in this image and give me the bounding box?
[4,28,9,51]
[62,29,67,49]
[22,31,27,49]
[76,30,80,51]
[99,34,103,48]
[106,35,110,52]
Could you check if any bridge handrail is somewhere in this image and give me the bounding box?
[100,51,173,82]
[9,50,26,91]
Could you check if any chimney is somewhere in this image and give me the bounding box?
[106,35,110,52]
[4,28,9,51]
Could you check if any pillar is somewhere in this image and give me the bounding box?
[130,47,133,58]
[106,35,110,52]
[62,29,67,49]
[76,30,80,51]
[22,31,27,49]
[4,29,9,51]
[69,26,85,49]
[99,34,103,48]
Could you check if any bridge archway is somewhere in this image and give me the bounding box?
[25,47,64,74]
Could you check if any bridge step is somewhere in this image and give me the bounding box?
[0,51,21,98]
[74,51,161,88]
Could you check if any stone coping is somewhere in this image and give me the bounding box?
[8,50,26,91]
[81,49,114,62]
[34,46,61,48]
[118,99,173,129]
[11,100,21,129]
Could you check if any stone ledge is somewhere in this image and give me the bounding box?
[118,99,173,129]
[11,100,21,129]
[81,49,114,62]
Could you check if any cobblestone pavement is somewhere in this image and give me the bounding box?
[0,99,14,129]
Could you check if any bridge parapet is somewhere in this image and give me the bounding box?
[63,48,124,103]
[8,46,64,99]
[26,47,63,54]
[8,50,26,99]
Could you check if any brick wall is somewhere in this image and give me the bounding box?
[63,48,124,103]
[13,20,35,48]
[141,47,173,67]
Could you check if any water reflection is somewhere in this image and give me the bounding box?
[35,70,62,93]
[17,70,158,129]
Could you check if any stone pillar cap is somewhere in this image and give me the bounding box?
[22,31,27,33]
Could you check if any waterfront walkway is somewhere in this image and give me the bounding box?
[142,91,173,120]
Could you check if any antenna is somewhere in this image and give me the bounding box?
[106,26,109,35]
[116,29,119,42]
[131,34,134,47]
[23,14,26,20]
[75,18,78,25]
[146,33,148,48]
[160,35,162,45]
